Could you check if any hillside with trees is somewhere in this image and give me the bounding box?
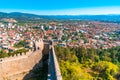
[54,46,120,80]
[0,12,120,23]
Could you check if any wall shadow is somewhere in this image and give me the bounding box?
[23,44,49,80]
[23,55,48,80]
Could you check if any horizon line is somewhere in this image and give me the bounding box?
[0,6,120,15]
[1,11,120,16]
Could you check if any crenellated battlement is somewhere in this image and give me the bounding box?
[0,38,44,80]
[0,50,32,63]
[0,39,44,63]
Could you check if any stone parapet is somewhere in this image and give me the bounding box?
[47,45,62,80]
[0,39,44,80]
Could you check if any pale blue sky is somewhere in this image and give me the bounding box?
[0,0,120,15]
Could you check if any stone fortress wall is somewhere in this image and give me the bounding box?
[0,39,44,80]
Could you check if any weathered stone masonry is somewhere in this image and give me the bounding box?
[0,39,44,80]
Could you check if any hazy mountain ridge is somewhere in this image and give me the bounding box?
[0,12,120,23]
[0,12,46,22]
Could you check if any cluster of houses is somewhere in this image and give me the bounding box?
[0,20,120,53]
[41,21,120,49]
[0,22,42,52]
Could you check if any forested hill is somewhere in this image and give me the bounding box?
[0,12,46,22]
[55,46,120,80]
[0,12,41,19]
[0,12,120,23]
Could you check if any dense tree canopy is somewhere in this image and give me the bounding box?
[14,40,26,48]
[54,46,120,80]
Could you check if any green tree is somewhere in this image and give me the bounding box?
[93,61,118,80]
[0,50,8,58]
